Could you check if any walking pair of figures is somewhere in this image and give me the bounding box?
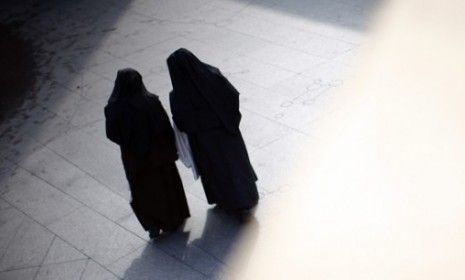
[105,49,259,239]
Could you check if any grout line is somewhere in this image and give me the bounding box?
[42,145,130,202]
[241,107,310,137]
[78,258,90,280]
[32,235,56,280]
[104,243,146,268]
[4,108,228,276]
[12,164,212,278]
[232,6,363,46]
[39,257,89,267]
[0,199,124,280]
[0,266,40,274]
[0,216,27,265]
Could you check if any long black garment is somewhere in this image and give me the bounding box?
[167,48,258,211]
[104,68,190,231]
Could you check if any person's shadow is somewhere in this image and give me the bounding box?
[122,207,259,279]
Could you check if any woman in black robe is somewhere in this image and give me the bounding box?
[167,49,259,218]
[104,68,190,238]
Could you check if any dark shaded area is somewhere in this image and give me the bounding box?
[233,0,383,30]
[0,24,36,122]
[0,0,133,156]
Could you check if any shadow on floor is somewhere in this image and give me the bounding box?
[229,0,383,31]
[0,0,133,172]
[123,208,259,279]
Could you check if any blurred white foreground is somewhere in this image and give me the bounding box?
[229,0,465,278]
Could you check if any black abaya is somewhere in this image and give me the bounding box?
[105,68,190,232]
[167,49,258,211]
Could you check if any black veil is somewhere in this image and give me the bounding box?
[105,68,174,159]
[167,48,241,133]
[108,68,146,103]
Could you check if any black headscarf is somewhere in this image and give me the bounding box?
[105,68,174,159]
[108,68,146,103]
[167,48,241,133]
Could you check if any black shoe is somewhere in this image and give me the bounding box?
[237,209,252,223]
[148,227,161,239]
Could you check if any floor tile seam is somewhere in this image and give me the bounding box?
[218,25,349,60]
[106,239,210,278]
[0,199,123,279]
[7,107,81,149]
[25,164,131,227]
[234,8,363,45]
[240,107,310,138]
[145,243,211,278]
[183,35,327,78]
[114,34,190,67]
[92,32,185,63]
[42,145,130,202]
[128,0,219,24]
[10,164,217,278]
[0,265,40,274]
[4,99,79,133]
[41,257,90,267]
[16,166,144,243]
[78,257,90,280]
[0,214,28,266]
[104,243,147,268]
[69,117,106,132]
[32,235,56,280]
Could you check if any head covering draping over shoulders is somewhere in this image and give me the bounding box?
[167,48,241,133]
[104,68,175,159]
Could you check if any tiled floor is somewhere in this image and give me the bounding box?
[0,0,380,279]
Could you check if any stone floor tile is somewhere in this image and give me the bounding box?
[79,78,114,105]
[89,57,142,81]
[46,126,130,199]
[0,135,44,167]
[131,0,211,20]
[81,260,119,280]
[188,208,259,265]
[35,259,88,280]
[1,104,73,147]
[230,77,292,122]
[0,267,38,280]
[42,237,87,265]
[0,207,27,257]
[250,131,315,194]
[0,197,10,210]
[108,244,206,280]
[1,168,82,226]
[239,110,293,149]
[0,208,54,271]
[0,158,15,178]
[116,213,149,242]
[239,43,326,73]
[222,55,297,89]
[155,230,227,278]
[188,26,270,58]
[32,82,83,122]
[69,97,106,128]
[48,207,144,265]
[46,64,103,92]
[226,13,355,58]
